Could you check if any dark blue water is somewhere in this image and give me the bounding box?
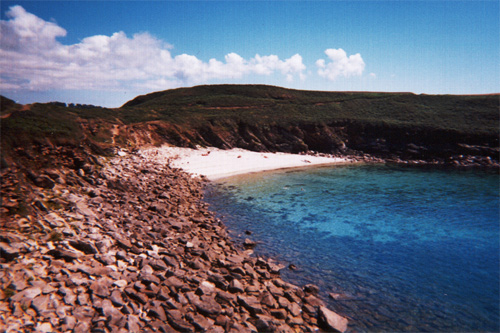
[204,165,500,332]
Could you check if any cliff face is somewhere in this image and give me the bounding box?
[1,85,499,169]
[131,119,498,168]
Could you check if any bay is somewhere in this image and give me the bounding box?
[204,165,500,332]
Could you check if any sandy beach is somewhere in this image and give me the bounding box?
[138,146,354,180]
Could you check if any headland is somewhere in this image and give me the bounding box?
[1,84,498,331]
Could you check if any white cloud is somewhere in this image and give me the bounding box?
[0,6,306,92]
[369,73,377,78]
[316,48,365,81]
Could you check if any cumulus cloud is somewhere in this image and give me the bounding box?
[0,6,306,91]
[316,48,365,81]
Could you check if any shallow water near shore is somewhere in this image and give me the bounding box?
[204,165,500,332]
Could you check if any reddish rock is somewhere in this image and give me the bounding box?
[228,279,245,294]
[237,295,263,315]
[260,291,277,309]
[69,239,98,254]
[90,279,111,298]
[304,284,320,296]
[318,306,348,333]
[110,290,125,307]
[271,308,287,319]
[166,309,194,332]
[124,288,148,305]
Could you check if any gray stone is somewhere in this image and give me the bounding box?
[101,299,125,327]
[303,295,325,307]
[166,276,184,289]
[243,238,257,249]
[44,213,66,227]
[271,308,287,320]
[148,304,167,321]
[77,293,90,306]
[113,280,128,288]
[140,274,160,285]
[36,322,53,332]
[62,316,77,330]
[207,273,228,290]
[186,312,215,331]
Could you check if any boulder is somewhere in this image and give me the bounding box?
[237,295,263,315]
[228,279,245,294]
[166,309,194,332]
[69,239,98,254]
[317,306,348,333]
[0,242,19,261]
[243,238,257,249]
[194,295,222,318]
[34,175,55,189]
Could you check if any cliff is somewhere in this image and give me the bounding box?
[0,85,498,331]
[2,85,498,170]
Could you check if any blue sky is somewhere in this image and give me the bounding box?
[1,1,498,107]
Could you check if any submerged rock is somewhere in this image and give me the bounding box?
[318,306,349,333]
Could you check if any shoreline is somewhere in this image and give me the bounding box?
[137,145,499,182]
[0,147,349,332]
[138,146,359,180]
[2,144,496,331]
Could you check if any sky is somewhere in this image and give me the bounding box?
[0,1,498,108]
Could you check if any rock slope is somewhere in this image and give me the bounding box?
[0,148,348,332]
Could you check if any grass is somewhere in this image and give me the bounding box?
[122,85,499,136]
[1,84,498,158]
[2,286,15,299]
[48,231,63,242]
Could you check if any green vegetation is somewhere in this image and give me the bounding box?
[122,85,499,136]
[48,231,63,242]
[1,85,498,159]
[2,286,15,299]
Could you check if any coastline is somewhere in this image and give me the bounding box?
[0,147,349,332]
[3,144,495,331]
[138,146,358,180]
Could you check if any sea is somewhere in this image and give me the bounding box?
[203,164,500,332]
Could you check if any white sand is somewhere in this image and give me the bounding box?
[138,146,354,180]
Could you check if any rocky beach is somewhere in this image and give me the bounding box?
[0,146,349,332]
[1,85,498,332]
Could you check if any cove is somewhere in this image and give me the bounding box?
[204,165,500,332]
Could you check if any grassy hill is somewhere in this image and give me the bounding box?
[122,85,498,136]
[1,84,498,169]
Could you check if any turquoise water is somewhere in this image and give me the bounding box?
[204,165,500,332]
